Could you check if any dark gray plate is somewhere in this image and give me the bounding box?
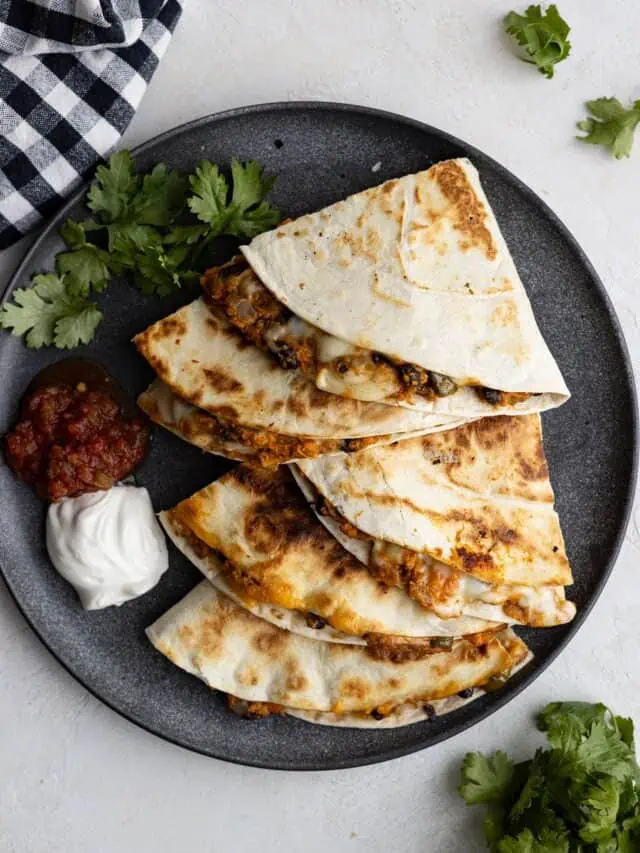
[0,103,636,771]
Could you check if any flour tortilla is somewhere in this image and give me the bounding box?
[146,580,530,722]
[133,299,464,438]
[166,466,503,639]
[241,158,569,411]
[138,379,449,467]
[296,415,571,587]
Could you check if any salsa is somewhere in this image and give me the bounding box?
[5,382,149,501]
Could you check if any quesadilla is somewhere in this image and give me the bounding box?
[147,580,530,727]
[202,158,569,414]
[295,414,573,589]
[162,466,503,641]
[134,299,467,465]
[293,466,574,627]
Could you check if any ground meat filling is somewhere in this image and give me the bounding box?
[364,633,455,663]
[366,544,446,611]
[202,258,532,405]
[226,695,285,719]
[177,405,385,467]
[202,258,316,374]
[314,494,368,541]
[5,383,149,501]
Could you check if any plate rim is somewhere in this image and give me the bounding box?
[0,100,637,771]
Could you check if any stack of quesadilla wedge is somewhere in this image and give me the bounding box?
[145,454,568,727]
[292,415,575,625]
[134,157,568,464]
[133,301,466,466]
[137,157,574,728]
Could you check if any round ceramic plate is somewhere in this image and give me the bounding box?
[0,103,636,770]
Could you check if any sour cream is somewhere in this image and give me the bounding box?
[46,485,168,610]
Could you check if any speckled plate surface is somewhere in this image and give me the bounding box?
[0,103,636,771]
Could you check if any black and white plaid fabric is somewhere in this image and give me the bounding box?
[0,0,182,250]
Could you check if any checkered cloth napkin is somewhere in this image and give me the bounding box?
[0,0,182,250]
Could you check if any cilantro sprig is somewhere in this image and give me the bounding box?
[1,274,102,350]
[504,5,571,79]
[0,151,280,349]
[577,98,640,160]
[459,702,640,852]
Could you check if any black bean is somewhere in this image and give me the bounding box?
[370,708,385,720]
[423,703,436,720]
[305,612,327,630]
[457,688,474,699]
[480,387,502,405]
[271,341,299,370]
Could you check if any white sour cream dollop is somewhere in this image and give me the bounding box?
[46,485,168,610]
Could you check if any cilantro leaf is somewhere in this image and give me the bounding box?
[577,721,634,782]
[498,828,539,853]
[59,219,86,250]
[509,752,546,821]
[108,223,164,257]
[130,164,188,226]
[56,246,111,295]
[87,150,138,223]
[54,303,103,349]
[459,751,515,805]
[504,5,571,79]
[133,244,198,297]
[188,158,281,238]
[498,828,570,853]
[538,701,606,754]
[497,828,570,853]
[484,810,508,851]
[579,779,621,844]
[188,160,229,228]
[0,273,102,349]
[163,223,209,245]
[228,159,280,237]
[577,98,640,160]
[56,218,112,295]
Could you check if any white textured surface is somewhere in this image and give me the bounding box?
[1,1,640,850]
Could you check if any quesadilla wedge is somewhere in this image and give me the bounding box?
[293,467,575,627]
[133,298,464,442]
[295,414,572,588]
[202,158,569,414]
[163,466,504,641]
[160,506,362,644]
[147,580,530,726]
[138,378,443,467]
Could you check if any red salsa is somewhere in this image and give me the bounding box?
[5,382,149,501]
